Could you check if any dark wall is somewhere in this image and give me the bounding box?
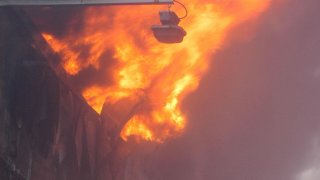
[0,7,102,180]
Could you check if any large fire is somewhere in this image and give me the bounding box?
[42,0,271,142]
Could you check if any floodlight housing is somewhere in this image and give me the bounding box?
[151,25,186,43]
[152,10,186,43]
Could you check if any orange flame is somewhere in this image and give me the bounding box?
[42,0,271,142]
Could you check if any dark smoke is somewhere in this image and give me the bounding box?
[24,6,86,38]
[70,50,117,91]
[24,7,117,91]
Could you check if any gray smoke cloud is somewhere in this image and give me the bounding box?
[146,0,320,180]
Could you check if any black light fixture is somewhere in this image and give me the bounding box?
[151,1,187,44]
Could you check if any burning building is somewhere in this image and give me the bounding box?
[0,0,277,180]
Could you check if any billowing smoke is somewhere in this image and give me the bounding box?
[148,0,320,180]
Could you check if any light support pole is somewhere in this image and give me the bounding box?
[0,0,173,6]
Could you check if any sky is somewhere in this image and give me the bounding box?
[26,0,320,179]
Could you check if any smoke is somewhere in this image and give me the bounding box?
[70,49,117,90]
[24,6,86,38]
[148,0,320,180]
[25,6,118,91]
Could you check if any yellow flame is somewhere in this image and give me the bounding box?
[42,0,271,142]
